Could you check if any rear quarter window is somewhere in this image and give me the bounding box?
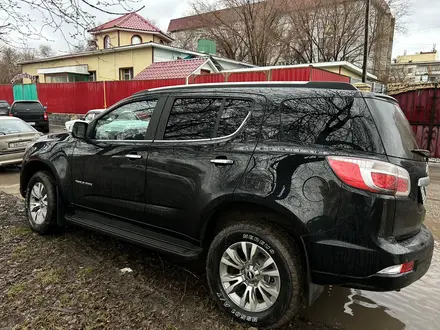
[12,102,43,113]
[278,94,384,153]
[365,98,420,159]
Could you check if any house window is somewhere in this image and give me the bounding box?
[407,68,413,74]
[33,75,39,83]
[131,35,142,45]
[104,35,111,49]
[119,67,134,80]
[89,71,96,81]
[200,69,210,75]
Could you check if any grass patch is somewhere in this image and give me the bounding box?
[36,269,60,286]
[8,283,25,297]
[11,226,32,236]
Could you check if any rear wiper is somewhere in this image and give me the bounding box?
[411,149,431,157]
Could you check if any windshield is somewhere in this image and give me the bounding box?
[0,119,36,135]
[366,98,420,159]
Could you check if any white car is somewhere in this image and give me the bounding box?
[65,109,105,132]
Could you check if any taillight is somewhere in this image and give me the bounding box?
[327,156,410,196]
[377,261,414,275]
[44,112,48,121]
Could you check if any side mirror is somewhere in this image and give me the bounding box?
[72,121,88,139]
[43,106,47,111]
[7,106,10,111]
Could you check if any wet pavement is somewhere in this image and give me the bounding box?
[0,155,439,330]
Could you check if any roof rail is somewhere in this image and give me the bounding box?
[133,81,358,95]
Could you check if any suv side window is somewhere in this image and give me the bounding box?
[164,98,222,140]
[279,96,379,152]
[92,99,157,140]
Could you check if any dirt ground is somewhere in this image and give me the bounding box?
[0,192,338,330]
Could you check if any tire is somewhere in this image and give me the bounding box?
[25,171,58,234]
[206,219,304,329]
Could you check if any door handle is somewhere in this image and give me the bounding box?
[125,154,142,160]
[211,159,234,165]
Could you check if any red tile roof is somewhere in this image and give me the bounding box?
[134,58,211,80]
[89,13,170,39]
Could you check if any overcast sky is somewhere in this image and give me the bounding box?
[27,0,440,61]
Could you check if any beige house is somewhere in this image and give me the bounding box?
[19,13,253,84]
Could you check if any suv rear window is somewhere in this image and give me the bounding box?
[365,98,419,159]
[12,102,43,113]
[279,95,383,153]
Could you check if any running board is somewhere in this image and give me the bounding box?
[65,210,203,259]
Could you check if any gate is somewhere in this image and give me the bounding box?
[390,83,440,158]
[13,84,38,101]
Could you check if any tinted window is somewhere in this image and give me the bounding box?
[94,100,157,140]
[366,99,419,159]
[279,95,381,153]
[12,102,43,113]
[0,119,35,135]
[217,99,252,137]
[164,98,222,140]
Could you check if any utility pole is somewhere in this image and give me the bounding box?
[362,0,371,83]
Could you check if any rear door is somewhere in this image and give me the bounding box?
[366,97,429,240]
[144,92,266,239]
[10,102,44,124]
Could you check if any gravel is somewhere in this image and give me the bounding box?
[0,192,339,330]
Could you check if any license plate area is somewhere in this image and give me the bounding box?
[28,122,36,125]
[9,141,30,149]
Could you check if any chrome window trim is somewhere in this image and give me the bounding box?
[154,110,252,145]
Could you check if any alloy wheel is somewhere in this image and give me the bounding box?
[29,182,48,225]
[219,241,281,312]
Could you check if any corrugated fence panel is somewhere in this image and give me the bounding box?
[0,85,13,104]
[311,68,350,82]
[105,79,186,107]
[190,73,225,84]
[393,87,440,158]
[38,82,104,114]
[270,68,311,81]
[228,71,268,82]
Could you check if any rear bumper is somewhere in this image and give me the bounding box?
[0,151,25,166]
[308,225,434,291]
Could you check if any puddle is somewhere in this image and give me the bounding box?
[301,243,440,330]
[0,166,21,196]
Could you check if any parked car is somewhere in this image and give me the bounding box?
[65,109,105,132]
[19,82,434,329]
[0,100,10,116]
[0,117,42,166]
[9,100,49,133]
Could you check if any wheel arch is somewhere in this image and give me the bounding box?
[20,160,61,198]
[200,198,313,306]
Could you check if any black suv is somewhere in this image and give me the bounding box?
[20,82,434,329]
[9,100,49,132]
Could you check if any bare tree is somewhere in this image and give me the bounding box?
[38,45,55,58]
[190,0,288,65]
[185,0,410,79]
[0,0,144,47]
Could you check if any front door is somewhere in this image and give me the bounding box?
[70,96,164,223]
